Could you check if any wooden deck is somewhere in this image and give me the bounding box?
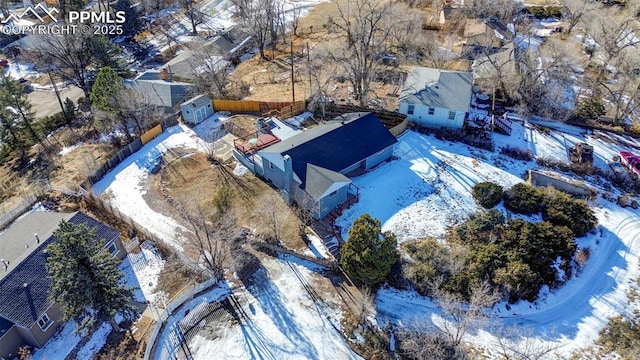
[233,133,280,155]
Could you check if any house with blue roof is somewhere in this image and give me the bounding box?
[235,112,397,219]
[0,211,124,359]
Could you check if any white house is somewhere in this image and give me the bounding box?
[180,94,214,125]
[399,67,473,129]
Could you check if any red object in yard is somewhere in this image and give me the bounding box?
[0,59,8,67]
[619,151,640,180]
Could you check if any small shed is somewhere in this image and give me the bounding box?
[181,95,214,125]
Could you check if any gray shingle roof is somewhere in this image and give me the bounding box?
[305,164,351,199]
[126,71,196,111]
[0,212,74,282]
[260,112,397,189]
[0,212,119,328]
[400,67,473,112]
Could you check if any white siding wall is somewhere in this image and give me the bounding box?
[399,102,465,129]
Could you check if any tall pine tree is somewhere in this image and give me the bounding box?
[340,214,398,286]
[46,221,138,332]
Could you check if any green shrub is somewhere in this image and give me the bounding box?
[503,183,544,214]
[542,190,597,237]
[455,209,505,244]
[472,182,504,208]
[341,214,398,286]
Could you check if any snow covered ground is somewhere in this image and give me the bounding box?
[146,0,329,54]
[155,257,359,360]
[336,131,525,242]
[335,127,640,357]
[92,120,222,250]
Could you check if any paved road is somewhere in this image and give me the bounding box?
[27,86,84,119]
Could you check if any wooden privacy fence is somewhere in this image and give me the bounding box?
[140,124,163,144]
[389,117,408,137]
[82,138,143,188]
[213,99,306,118]
[314,103,408,137]
[81,116,179,189]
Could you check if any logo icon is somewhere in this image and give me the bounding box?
[1,4,59,24]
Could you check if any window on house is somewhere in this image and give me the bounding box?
[448,111,456,120]
[268,161,274,169]
[428,107,435,115]
[329,190,338,198]
[106,241,120,256]
[407,105,415,115]
[37,314,53,331]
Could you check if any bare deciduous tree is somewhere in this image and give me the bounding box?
[306,44,339,118]
[185,206,239,279]
[561,0,597,35]
[331,0,396,106]
[493,326,565,360]
[396,328,469,360]
[254,191,289,243]
[34,34,94,98]
[433,280,500,346]
[233,0,281,60]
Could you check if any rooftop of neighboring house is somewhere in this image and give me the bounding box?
[400,66,474,112]
[464,19,490,38]
[159,27,252,80]
[259,112,397,191]
[0,211,120,328]
[126,69,197,109]
[0,211,74,282]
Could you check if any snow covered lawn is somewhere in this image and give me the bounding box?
[170,257,359,360]
[336,131,524,242]
[333,129,640,356]
[92,123,215,250]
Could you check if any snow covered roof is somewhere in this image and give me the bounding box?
[400,67,473,112]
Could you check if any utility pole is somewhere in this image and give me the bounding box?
[291,41,295,103]
[48,68,69,124]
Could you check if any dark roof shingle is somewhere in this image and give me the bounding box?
[0,212,119,328]
[261,113,397,187]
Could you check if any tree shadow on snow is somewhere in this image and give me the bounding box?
[231,248,318,359]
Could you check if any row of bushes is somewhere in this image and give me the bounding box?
[403,209,578,303]
[400,183,598,302]
[472,182,597,238]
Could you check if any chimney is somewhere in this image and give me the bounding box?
[34,233,40,243]
[283,155,293,204]
[159,68,171,81]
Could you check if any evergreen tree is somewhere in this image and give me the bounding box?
[63,97,76,123]
[46,221,138,332]
[1,77,39,143]
[112,0,145,37]
[341,214,398,286]
[89,35,130,77]
[90,67,124,113]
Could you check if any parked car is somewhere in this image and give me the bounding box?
[619,151,640,180]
